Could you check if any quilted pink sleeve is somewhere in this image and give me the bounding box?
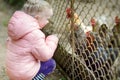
[31,30,58,61]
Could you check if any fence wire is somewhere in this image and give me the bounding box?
[44,0,120,80]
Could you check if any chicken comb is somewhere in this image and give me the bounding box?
[90,18,96,27]
[66,8,72,18]
[66,8,71,13]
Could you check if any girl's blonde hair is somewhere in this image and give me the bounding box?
[22,0,52,16]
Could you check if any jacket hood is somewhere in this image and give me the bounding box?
[8,11,40,40]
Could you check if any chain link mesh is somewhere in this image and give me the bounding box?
[44,0,120,80]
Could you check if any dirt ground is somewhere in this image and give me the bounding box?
[0,0,11,79]
[0,0,67,80]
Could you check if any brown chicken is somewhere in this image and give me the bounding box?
[112,16,120,34]
[112,16,120,48]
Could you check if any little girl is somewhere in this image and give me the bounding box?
[5,0,58,80]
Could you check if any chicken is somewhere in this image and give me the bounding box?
[66,8,95,53]
[115,16,120,25]
[66,8,92,34]
[90,15,113,48]
[66,8,82,32]
[98,24,112,48]
[90,18,99,32]
[112,16,120,34]
[112,16,120,48]
[66,8,84,46]
[99,24,108,38]
[91,15,109,33]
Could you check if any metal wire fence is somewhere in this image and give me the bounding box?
[44,0,120,80]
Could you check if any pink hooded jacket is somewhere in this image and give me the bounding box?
[5,11,58,80]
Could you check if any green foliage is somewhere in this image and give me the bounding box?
[4,0,26,9]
